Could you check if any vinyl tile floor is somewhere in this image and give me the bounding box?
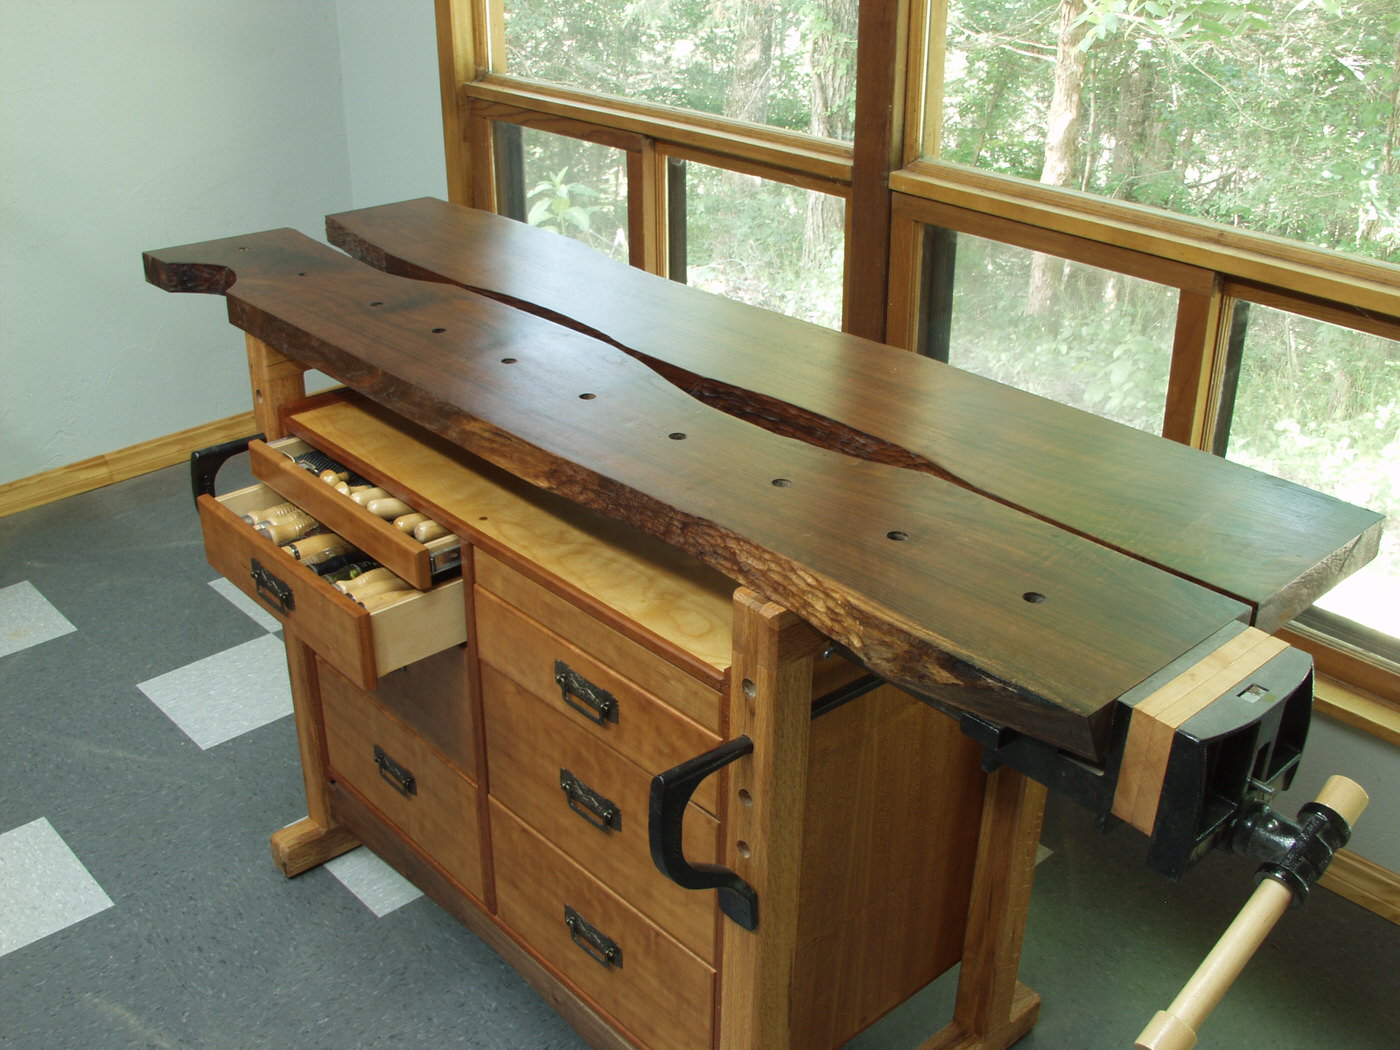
[2,462,1396,1049]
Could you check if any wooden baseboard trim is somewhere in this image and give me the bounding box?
[1320,848,1400,924]
[0,411,258,519]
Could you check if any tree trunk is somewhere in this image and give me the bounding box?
[803,0,858,270]
[1029,0,1088,314]
[1358,34,1400,246]
[724,0,778,126]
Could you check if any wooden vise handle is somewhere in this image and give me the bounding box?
[1135,775,1369,1050]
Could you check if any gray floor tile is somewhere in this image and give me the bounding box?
[325,847,425,917]
[0,817,114,957]
[136,634,292,749]
[0,581,77,658]
[208,577,282,633]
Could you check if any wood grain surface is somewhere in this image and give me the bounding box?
[144,226,1353,759]
[325,198,1383,631]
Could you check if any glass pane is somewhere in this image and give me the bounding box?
[503,0,858,141]
[928,226,1177,433]
[1223,305,1398,639]
[502,126,629,262]
[680,162,845,328]
[937,0,1400,263]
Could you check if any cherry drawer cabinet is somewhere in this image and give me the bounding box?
[200,386,1014,1050]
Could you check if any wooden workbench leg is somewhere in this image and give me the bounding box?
[717,590,826,1050]
[270,627,359,876]
[921,767,1048,1050]
[246,333,307,440]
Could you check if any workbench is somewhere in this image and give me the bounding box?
[146,200,1381,1050]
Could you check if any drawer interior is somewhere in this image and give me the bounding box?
[201,482,466,688]
[253,436,460,589]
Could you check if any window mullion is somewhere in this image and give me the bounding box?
[628,141,665,275]
[1163,282,1231,448]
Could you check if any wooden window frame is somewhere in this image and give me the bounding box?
[433,0,1399,730]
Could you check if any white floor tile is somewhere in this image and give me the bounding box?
[324,847,423,917]
[0,581,77,659]
[0,818,114,957]
[208,577,282,633]
[137,634,291,749]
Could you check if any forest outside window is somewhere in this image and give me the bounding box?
[499,0,859,141]
[494,124,631,261]
[1220,302,1399,654]
[675,158,845,327]
[917,224,1178,433]
[930,0,1399,265]
[453,0,1398,697]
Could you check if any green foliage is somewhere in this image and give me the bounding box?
[945,235,1176,432]
[944,0,1400,263]
[526,168,604,235]
[504,0,853,137]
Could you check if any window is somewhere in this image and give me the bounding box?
[933,0,1400,263]
[500,0,859,141]
[440,0,1400,715]
[678,159,845,327]
[1220,302,1399,646]
[918,224,1178,433]
[495,125,630,261]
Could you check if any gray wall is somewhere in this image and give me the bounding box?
[0,0,443,486]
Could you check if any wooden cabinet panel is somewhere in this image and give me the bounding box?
[789,685,987,1046]
[198,482,465,690]
[476,552,724,733]
[475,587,723,813]
[482,663,719,963]
[491,801,716,1050]
[331,646,476,780]
[321,665,485,900]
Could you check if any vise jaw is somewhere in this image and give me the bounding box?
[959,620,1314,881]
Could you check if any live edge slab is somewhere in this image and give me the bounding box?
[145,201,1381,761]
[144,200,1382,1050]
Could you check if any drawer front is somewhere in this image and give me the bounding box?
[491,801,715,1050]
[198,484,466,690]
[320,663,485,900]
[476,553,722,732]
[483,664,718,963]
[475,588,722,814]
[250,437,460,590]
[326,648,475,780]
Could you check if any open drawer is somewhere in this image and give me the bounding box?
[197,481,466,690]
[249,436,460,590]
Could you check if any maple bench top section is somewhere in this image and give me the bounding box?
[326,197,1383,633]
[143,216,1379,761]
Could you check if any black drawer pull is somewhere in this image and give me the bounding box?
[374,745,417,798]
[250,558,295,613]
[564,905,622,969]
[560,769,621,833]
[554,661,619,726]
[649,735,758,931]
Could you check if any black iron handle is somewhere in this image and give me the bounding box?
[554,661,619,726]
[189,434,263,505]
[564,905,622,969]
[648,735,758,931]
[374,745,416,798]
[560,768,621,833]
[250,558,295,614]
